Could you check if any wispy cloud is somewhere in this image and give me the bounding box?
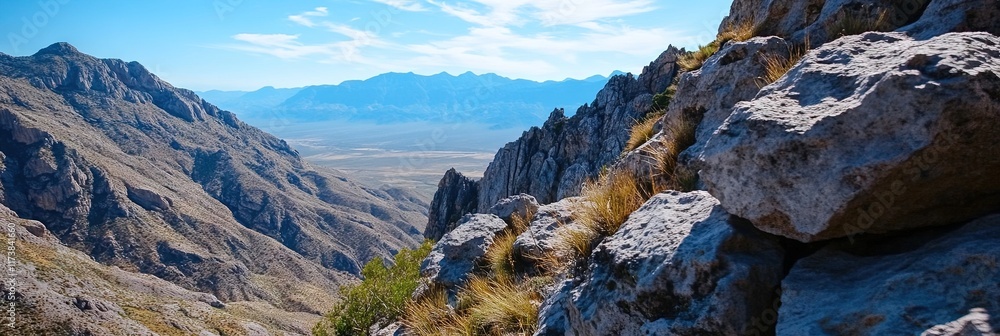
[288,7,329,28]
[224,2,695,81]
[370,0,428,12]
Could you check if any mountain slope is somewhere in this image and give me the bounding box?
[0,43,425,318]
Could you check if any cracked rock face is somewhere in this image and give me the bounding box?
[420,214,509,291]
[697,32,1000,242]
[779,214,1000,335]
[537,191,785,336]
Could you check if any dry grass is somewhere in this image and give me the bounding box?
[403,288,463,336]
[757,37,811,86]
[717,19,758,45]
[650,113,699,190]
[462,276,541,335]
[679,20,757,71]
[827,7,889,39]
[624,110,666,152]
[678,42,722,71]
[577,170,649,236]
[485,231,519,281]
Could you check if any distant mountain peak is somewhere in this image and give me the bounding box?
[34,42,81,56]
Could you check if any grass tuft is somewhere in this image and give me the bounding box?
[462,276,541,335]
[757,37,811,87]
[827,7,889,39]
[624,110,666,153]
[678,42,722,71]
[679,20,757,71]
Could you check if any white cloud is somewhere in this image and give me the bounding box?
[370,0,428,12]
[425,0,656,29]
[288,7,329,28]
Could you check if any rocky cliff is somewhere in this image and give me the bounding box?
[0,43,427,334]
[413,0,1000,335]
[425,47,683,231]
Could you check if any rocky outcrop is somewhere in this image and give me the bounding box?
[670,36,791,171]
[425,168,479,241]
[439,47,683,215]
[537,191,785,335]
[697,32,1000,242]
[778,214,1000,335]
[0,43,426,318]
[487,193,540,223]
[512,197,586,264]
[420,214,509,291]
[721,0,930,44]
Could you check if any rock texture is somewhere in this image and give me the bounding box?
[722,0,930,44]
[487,193,540,223]
[474,47,682,211]
[0,43,426,323]
[538,191,785,335]
[512,197,586,263]
[420,214,508,291]
[425,168,479,241]
[778,214,1000,335]
[671,36,791,171]
[3,203,318,335]
[698,32,1000,242]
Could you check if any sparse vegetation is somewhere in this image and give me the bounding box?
[625,110,666,152]
[546,110,701,272]
[402,210,545,336]
[313,241,434,336]
[679,42,723,71]
[679,20,758,71]
[758,38,811,86]
[827,7,890,39]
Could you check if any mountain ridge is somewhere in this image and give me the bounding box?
[1,42,428,333]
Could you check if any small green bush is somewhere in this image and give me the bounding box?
[313,241,434,336]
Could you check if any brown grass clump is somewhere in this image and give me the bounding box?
[679,20,758,71]
[462,276,541,335]
[624,110,666,152]
[757,37,811,86]
[402,288,462,336]
[827,7,890,38]
[678,42,722,71]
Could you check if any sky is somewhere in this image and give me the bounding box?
[0,0,733,91]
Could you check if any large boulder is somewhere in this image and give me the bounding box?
[487,193,540,223]
[512,197,586,263]
[697,32,1000,242]
[538,191,785,335]
[670,36,793,172]
[904,0,1000,39]
[425,168,479,241]
[419,214,508,290]
[778,214,1000,335]
[722,0,931,45]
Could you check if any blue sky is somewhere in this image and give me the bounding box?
[0,0,732,91]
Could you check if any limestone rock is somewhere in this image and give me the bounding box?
[905,0,1000,39]
[425,168,479,241]
[487,193,540,223]
[698,32,1000,242]
[778,214,1000,335]
[420,214,508,290]
[512,197,586,263]
[539,191,785,335]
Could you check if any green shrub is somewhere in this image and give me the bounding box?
[313,241,434,336]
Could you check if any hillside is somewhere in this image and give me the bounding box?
[0,43,428,334]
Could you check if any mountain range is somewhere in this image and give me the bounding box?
[197,71,622,129]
